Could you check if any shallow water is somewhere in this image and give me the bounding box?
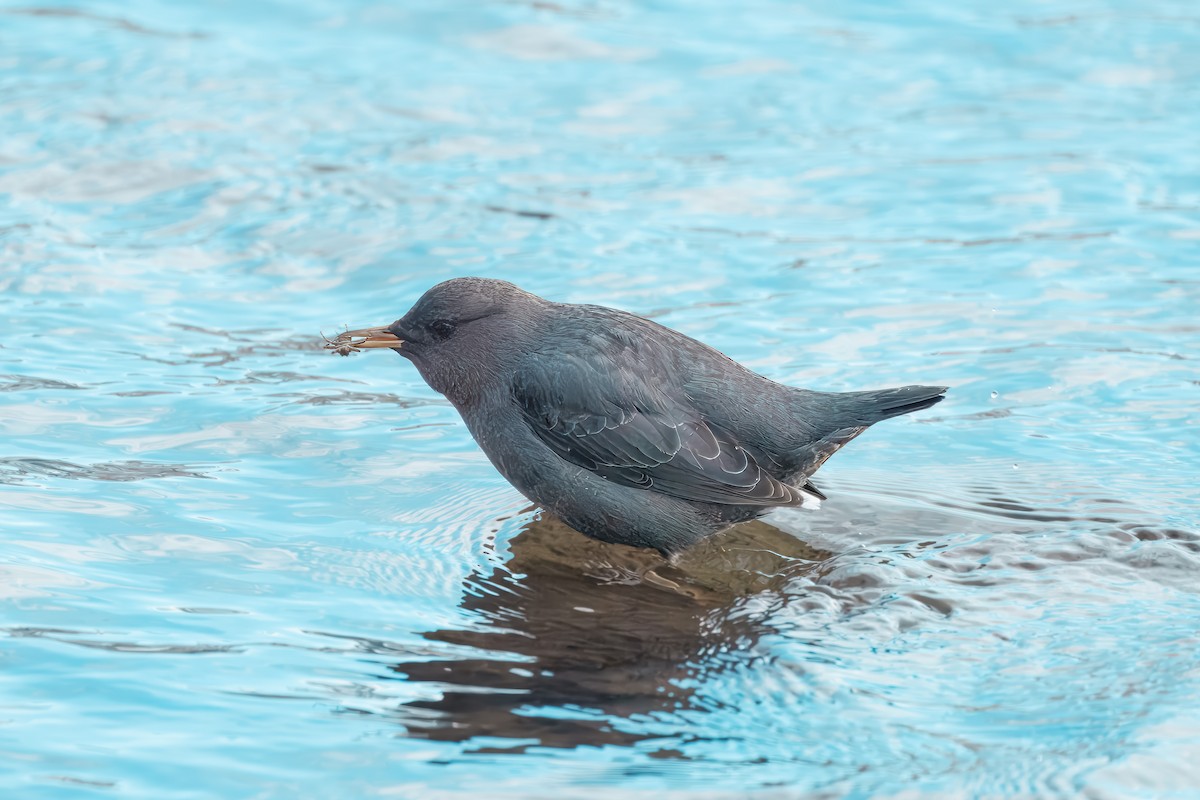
[2,0,1199,797]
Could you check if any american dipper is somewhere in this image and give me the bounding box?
[326,278,946,557]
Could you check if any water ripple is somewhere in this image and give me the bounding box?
[3,0,1199,796]
[0,457,214,484]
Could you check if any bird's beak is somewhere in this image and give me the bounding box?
[323,326,403,355]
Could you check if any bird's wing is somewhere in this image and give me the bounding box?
[512,341,807,507]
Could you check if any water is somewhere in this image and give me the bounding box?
[2,0,1198,796]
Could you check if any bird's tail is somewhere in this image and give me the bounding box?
[786,385,947,480]
[835,384,948,425]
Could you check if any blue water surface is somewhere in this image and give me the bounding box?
[2,1,1199,797]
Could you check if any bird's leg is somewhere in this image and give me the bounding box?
[635,549,707,599]
[638,565,683,592]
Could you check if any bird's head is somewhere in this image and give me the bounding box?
[327,277,548,405]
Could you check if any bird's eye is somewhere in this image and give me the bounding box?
[429,319,457,340]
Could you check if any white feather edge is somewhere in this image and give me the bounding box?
[798,485,823,510]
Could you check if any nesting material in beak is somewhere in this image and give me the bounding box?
[323,326,402,356]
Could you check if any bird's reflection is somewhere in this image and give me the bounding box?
[388,513,831,751]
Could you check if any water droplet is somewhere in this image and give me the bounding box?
[990,391,999,399]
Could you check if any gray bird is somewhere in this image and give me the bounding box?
[327,278,945,557]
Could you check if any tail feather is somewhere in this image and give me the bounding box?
[800,479,827,501]
[784,385,947,480]
[843,384,948,425]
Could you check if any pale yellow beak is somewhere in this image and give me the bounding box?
[323,326,403,356]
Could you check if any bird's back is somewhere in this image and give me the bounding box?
[540,302,945,487]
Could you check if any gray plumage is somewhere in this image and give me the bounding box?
[341,277,946,556]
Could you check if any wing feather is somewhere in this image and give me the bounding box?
[513,339,805,508]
